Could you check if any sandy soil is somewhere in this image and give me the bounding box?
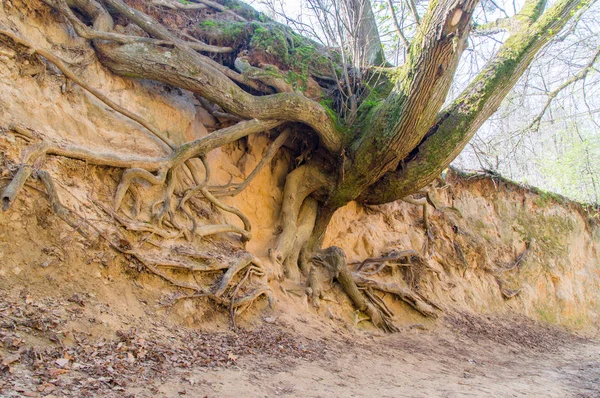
[1,291,598,398]
[130,326,600,398]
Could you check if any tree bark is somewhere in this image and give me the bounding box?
[360,0,584,204]
[329,0,479,207]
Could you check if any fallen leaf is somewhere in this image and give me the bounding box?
[48,368,69,376]
[1,354,20,367]
[227,352,237,362]
[55,358,69,368]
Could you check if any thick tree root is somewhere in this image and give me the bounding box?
[352,274,439,318]
[284,197,318,280]
[211,129,291,198]
[311,247,399,332]
[1,165,33,211]
[309,246,441,331]
[403,195,435,248]
[269,164,332,278]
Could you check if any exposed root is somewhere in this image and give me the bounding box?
[232,287,273,315]
[307,244,442,331]
[234,58,294,93]
[1,119,280,248]
[9,167,270,324]
[0,106,283,327]
[179,156,210,209]
[211,128,291,197]
[213,252,264,297]
[269,164,332,278]
[311,247,399,333]
[200,187,251,241]
[353,274,441,318]
[8,125,39,142]
[152,168,178,227]
[38,170,89,237]
[95,200,183,239]
[284,197,318,280]
[355,249,423,273]
[1,164,33,211]
[403,195,435,247]
[114,168,166,211]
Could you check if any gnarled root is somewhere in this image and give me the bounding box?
[403,194,435,251]
[308,246,442,331]
[355,249,424,274]
[213,252,265,297]
[311,247,399,333]
[0,118,282,325]
[283,197,318,281]
[352,274,440,318]
[0,119,281,247]
[269,164,332,279]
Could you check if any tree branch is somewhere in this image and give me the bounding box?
[361,0,585,204]
[528,43,600,131]
[58,0,340,153]
[330,0,479,206]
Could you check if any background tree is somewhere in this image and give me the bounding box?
[0,0,593,330]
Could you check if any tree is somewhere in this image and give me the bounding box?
[0,0,591,330]
[451,1,600,204]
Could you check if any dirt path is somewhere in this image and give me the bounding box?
[1,292,598,398]
[126,330,600,398]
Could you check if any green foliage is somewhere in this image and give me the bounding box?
[536,129,600,205]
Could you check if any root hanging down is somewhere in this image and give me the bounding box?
[268,164,332,279]
[311,246,441,332]
[311,247,399,332]
[0,110,284,325]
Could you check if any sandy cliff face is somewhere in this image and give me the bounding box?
[324,174,600,329]
[1,1,599,332]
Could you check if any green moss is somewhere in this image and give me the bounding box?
[535,304,558,324]
[196,20,250,47]
[250,24,291,63]
[247,24,333,80]
[200,20,218,28]
[219,0,269,21]
[284,70,307,91]
[533,190,567,207]
[512,210,575,258]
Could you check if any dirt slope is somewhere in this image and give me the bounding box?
[1,1,600,396]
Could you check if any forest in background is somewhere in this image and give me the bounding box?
[255,0,600,204]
